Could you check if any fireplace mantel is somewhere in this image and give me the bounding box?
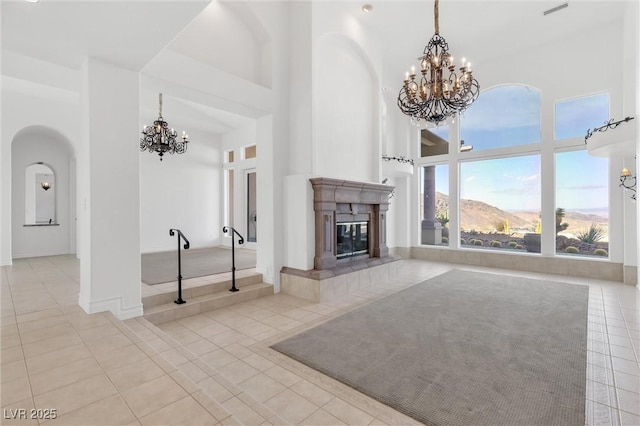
[309,177,394,271]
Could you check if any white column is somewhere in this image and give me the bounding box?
[78,58,142,319]
[421,165,442,245]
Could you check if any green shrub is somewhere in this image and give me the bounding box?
[460,238,467,245]
[576,223,606,244]
[515,244,524,250]
[436,211,449,228]
[489,240,502,247]
[594,248,608,256]
[442,237,449,244]
[508,241,518,248]
[473,239,483,246]
[565,246,579,254]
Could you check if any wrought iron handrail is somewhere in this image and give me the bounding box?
[222,226,244,292]
[169,228,190,304]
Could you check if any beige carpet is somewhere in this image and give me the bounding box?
[272,270,589,426]
[141,246,256,285]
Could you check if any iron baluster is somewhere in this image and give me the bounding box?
[169,228,190,304]
[222,226,245,292]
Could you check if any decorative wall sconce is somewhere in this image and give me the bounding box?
[584,116,635,144]
[41,182,51,191]
[620,167,637,201]
[382,155,414,166]
[460,139,473,152]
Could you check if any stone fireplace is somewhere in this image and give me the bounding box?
[310,177,393,270]
[280,177,400,302]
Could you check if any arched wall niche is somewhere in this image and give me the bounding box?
[166,1,272,88]
[11,125,76,259]
[24,162,56,225]
[314,32,380,183]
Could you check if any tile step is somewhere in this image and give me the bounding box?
[143,273,263,308]
[144,282,274,325]
[122,316,286,425]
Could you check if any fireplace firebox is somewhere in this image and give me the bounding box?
[336,221,369,259]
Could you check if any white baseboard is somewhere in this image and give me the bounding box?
[12,248,73,259]
[78,293,143,320]
[1,258,12,266]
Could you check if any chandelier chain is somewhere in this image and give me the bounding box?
[434,0,439,35]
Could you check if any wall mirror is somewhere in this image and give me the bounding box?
[25,163,57,225]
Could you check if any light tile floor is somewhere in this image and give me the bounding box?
[2,255,639,425]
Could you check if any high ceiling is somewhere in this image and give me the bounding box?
[1,0,628,134]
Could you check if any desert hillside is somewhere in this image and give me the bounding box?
[434,192,608,240]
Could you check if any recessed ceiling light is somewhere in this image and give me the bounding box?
[361,4,373,13]
[25,0,40,3]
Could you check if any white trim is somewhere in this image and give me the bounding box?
[12,249,74,259]
[78,294,143,320]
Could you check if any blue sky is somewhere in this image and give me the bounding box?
[430,86,609,215]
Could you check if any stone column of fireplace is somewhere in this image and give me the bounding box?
[373,204,389,258]
[310,177,393,270]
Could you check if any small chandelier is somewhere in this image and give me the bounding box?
[140,93,189,161]
[397,0,480,124]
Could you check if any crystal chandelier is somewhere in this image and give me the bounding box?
[397,0,480,124]
[140,93,189,161]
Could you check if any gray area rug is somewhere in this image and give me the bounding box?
[141,246,256,285]
[272,269,589,426]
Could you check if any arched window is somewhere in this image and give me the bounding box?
[460,85,541,151]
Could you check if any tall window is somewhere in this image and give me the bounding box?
[459,156,541,252]
[555,93,609,140]
[555,150,609,257]
[460,85,541,151]
[225,169,234,227]
[420,164,449,246]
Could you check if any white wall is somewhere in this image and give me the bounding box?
[11,129,74,258]
[166,1,270,88]
[140,130,222,253]
[315,34,376,182]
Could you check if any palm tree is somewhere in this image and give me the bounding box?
[556,208,569,234]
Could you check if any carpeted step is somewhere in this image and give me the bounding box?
[143,272,263,309]
[144,282,274,325]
